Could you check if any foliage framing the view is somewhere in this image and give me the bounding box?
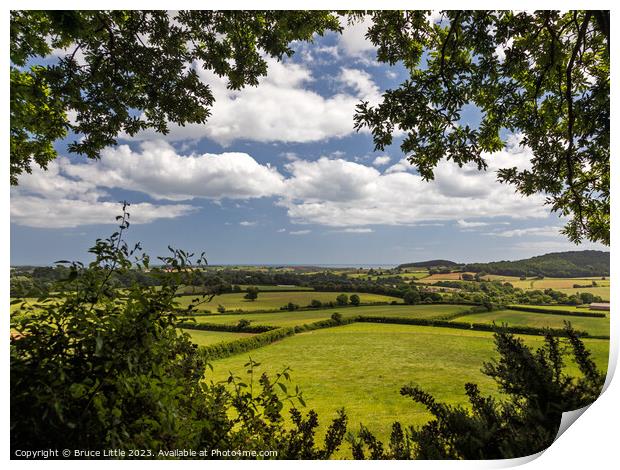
[353,10,610,245]
[10,10,610,245]
[9,10,341,184]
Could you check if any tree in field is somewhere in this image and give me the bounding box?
[336,293,349,306]
[350,324,605,459]
[244,286,259,301]
[349,294,361,306]
[403,289,421,305]
[10,10,341,184]
[354,10,609,245]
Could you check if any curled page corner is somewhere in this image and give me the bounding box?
[555,404,591,442]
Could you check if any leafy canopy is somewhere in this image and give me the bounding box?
[10,10,610,243]
[10,10,341,184]
[354,10,609,245]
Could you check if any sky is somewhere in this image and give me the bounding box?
[9,15,609,266]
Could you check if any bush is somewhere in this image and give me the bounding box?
[336,294,349,306]
[309,299,323,308]
[331,312,343,323]
[349,294,360,306]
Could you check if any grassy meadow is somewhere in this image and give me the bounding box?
[178,329,255,346]
[174,291,400,312]
[451,310,610,337]
[207,322,610,444]
[189,304,474,328]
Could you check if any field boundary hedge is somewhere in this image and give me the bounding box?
[198,327,296,360]
[355,316,595,338]
[506,305,606,318]
[177,322,276,334]
[175,301,482,317]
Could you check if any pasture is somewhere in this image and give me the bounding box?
[174,291,400,312]
[178,328,255,346]
[207,322,609,443]
[555,286,610,301]
[189,304,475,328]
[451,309,609,337]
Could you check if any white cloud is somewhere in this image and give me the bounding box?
[277,140,549,227]
[457,219,490,228]
[64,141,285,201]
[12,135,561,232]
[385,158,415,174]
[277,228,286,233]
[289,229,311,235]
[239,221,257,227]
[372,155,391,167]
[10,160,195,228]
[336,228,374,233]
[338,16,376,60]
[511,240,609,252]
[130,59,380,146]
[488,226,563,238]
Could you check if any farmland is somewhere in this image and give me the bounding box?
[173,287,610,444]
[179,328,255,346]
[206,322,609,443]
[11,255,611,458]
[189,304,474,328]
[174,291,400,312]
[450,309,610,337]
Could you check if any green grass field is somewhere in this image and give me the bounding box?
[509,304,599,312]
[174,291,401,312]
[235,285,314,291]
[178,328,255,346]
[207,323,609,444]
[189,304,474,328]
[555,287,610,301]
[452,310,610,337]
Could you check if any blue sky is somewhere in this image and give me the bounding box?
[10,17,609,266]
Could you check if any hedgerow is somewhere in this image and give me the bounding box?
[506,305,606,318]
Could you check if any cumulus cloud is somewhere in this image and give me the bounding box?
[338,16,376,60]
[335,228,374,233]
[372,155,391,167]
[130,58,380,146]
[12,135,558,231]
[385,158,415,174]
[64,141,285,201]
[10,160,195,228]
[277,140,549,227]
[457,219,490,228]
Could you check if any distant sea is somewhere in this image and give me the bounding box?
[209,263,399,269]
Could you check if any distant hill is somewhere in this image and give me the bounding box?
[398,259,459,269]
[463,250,610,278]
